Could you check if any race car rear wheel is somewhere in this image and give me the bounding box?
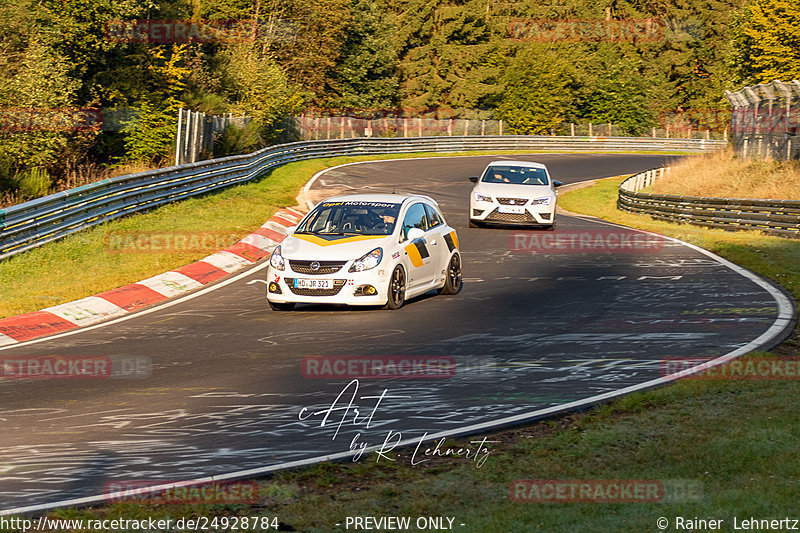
[438,253,463,295]
[268,300,295,311]
[384,265,406,310]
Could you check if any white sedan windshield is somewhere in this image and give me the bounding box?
[481,166,549,185]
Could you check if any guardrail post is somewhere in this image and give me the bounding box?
[588,122,593,136]
[190,110,199,164]
[175,108,184,166]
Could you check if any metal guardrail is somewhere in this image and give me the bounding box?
[618,167,800,238]
[0,135,726,260]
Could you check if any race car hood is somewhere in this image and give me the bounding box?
[474,182,555,199]
[280,233,393,261]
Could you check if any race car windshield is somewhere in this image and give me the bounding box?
[296,201,402,236]
[481,166,550,185]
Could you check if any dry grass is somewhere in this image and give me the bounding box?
[107,161,161,178]
[648,149,800,200]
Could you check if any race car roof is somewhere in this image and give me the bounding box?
[486,160,548,169]
[320,193,438,205]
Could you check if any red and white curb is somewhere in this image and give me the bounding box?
[0,207,305,346]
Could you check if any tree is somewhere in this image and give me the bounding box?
[574,53,655,135]
[327,0,399,111]
[0,22,79,196]
[221,42,305,144]
[122,45,190,164]
[394,0,501,111]
[734,0,800,83]
[495,48,574,135]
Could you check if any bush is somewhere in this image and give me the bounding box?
[15,167,52,198]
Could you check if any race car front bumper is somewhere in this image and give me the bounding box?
[266,264,391,306]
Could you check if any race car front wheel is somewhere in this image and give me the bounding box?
[438,253,463,295]
[384,265,406,310]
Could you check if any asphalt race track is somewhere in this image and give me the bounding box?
[0,153,794,513]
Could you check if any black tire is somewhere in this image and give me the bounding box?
[542,223,555,231]
[468,219,479,228]
[438,253,463,295]
[268,300,295,311]
[384,265,406,310]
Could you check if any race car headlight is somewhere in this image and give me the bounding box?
[269,245,285,271]
[349,247,382,272]
[474,193,492,203]
[530,197,553,206]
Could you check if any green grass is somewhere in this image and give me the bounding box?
[0,150,691,319]
[10,174,799,532]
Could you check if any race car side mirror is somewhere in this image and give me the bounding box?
[406,227,425,241]
[469,177,479,183]
[553,180,563,188]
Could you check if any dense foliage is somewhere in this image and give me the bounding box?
[0,0,795,202]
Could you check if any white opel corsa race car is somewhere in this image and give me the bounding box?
[469,161,562,229]
[266,194,462,310]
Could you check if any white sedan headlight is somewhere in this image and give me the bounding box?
[349,247,383,272]
[530,197,553,206]
[269,245,285,271]
[474,193,492,202]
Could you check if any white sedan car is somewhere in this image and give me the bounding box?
[469,161,562,229]
[266,194,462,310]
